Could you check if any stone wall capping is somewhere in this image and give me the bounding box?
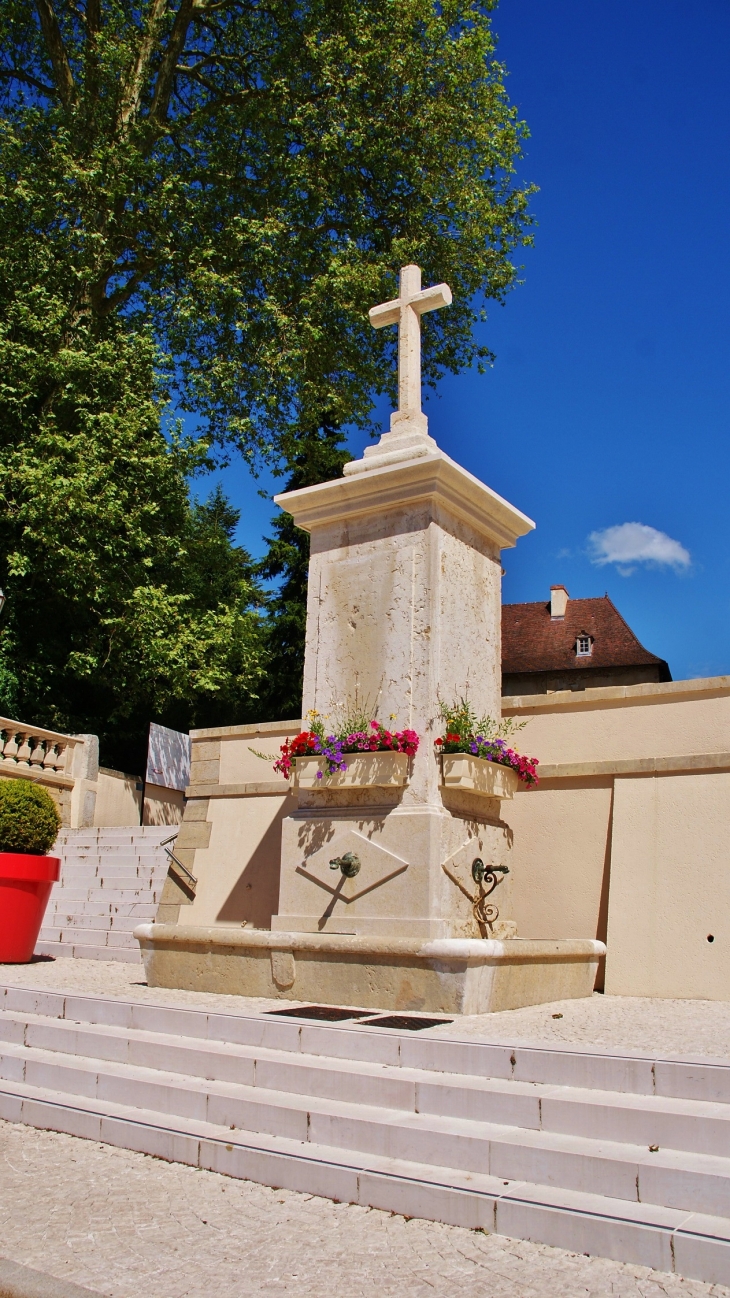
[536,752,730,781]
[275,450,535,550]
[503,674,730,714]
[185,780,292,800]
[189,719,302,741]
[0,767,74,791]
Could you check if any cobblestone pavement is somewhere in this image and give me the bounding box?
[2,957,730,1060]
[0,1121,727,1298]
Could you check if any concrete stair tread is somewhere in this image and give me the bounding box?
[3,1027,730,1205]
[1,1071,730,1258]
[33,942,141,963]
[3,984,730,1283]
[44,822,167,964]
[3,1006,730,1128]
[2,983,729,1096]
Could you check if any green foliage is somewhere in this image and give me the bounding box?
[0,779,61,855]
[437,696,525,742]
[0,0,535,464]
[0,309,266,770]
[0,0,535,751]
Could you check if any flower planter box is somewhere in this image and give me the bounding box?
[440,753,519,800]
[0,851,60,962]
[293,751,410,790]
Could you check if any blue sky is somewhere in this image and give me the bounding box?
[210,0,730,683]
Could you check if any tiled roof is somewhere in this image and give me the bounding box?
[502,595,670,676]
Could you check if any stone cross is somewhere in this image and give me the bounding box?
[369,264,451,429]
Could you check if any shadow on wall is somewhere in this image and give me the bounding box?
[216,801,288,928]
[142,784,185,826]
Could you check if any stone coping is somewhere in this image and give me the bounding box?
[503,674,730,714]
[0,719,83,746]
[536,751,730,782]
[190,718,301,741]
[135,923,604,966]
[0,768,73,791]
[275,449,535,549]
[185,780,292,799]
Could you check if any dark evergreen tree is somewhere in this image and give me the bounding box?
[257,427,351,721]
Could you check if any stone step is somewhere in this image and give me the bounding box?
[0,1033,729,1216]
[38,928,139,948]
[58,861,164,876]
[1,1074,727,1285]
[2,1010,730,1211]
[3,985,729,1106]
[2,984,730,1282]
[57,831,172,844]
[42,913,156,932]
[59,846,168,858]
[49,886,163,902]
[45,829,171,960]
[33,941,142,963]
[47,900,158,915]
[48,887,161,898]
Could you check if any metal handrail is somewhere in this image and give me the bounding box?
[159,831,197,889]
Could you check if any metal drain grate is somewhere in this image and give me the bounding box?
[263,1005,454,1030]
[264,1005,374,1021]
[363,1015,453,1031]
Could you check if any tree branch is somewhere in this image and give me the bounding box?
[118,0,168,129]
[0,68,54,95]
[149,0,196,125]
[84,0,101,108]
[34,0,76,109]
[90,257,154,317]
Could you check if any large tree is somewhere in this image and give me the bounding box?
[0,0,534,750]
[256,422,351,722]
[0,314,266,770]
[1,0,534,462]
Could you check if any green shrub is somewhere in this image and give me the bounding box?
[0,779,61,854]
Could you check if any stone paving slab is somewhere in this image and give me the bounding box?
[3,958,730,1061]
[0,1120,728,1298]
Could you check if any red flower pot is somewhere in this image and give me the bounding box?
[0,852,60,963]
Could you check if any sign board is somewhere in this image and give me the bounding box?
[145,722,191,792]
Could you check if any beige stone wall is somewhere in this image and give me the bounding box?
[502,677,730,998]
[155,720,301,930]
[142,784,184,826]
[94,768,143,826]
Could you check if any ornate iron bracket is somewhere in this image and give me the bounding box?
[442,857,509,938]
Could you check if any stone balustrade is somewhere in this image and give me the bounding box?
[0,717,88,826]
[0,719,80,780]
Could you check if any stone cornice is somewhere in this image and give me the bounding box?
[536,751,730,781]
[185,780,292,799]
[503,674,730,714]
[190,719,301,741]
[275,450,535,551]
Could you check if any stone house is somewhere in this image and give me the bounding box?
[502,584,671,695]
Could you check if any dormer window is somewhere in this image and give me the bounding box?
[576,634,593,657]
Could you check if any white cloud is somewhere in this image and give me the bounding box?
[588,522,690,574]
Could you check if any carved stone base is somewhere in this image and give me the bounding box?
[135,924,605,1016]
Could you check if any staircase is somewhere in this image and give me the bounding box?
[36,827,172,963]
[0,985,728,1285]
